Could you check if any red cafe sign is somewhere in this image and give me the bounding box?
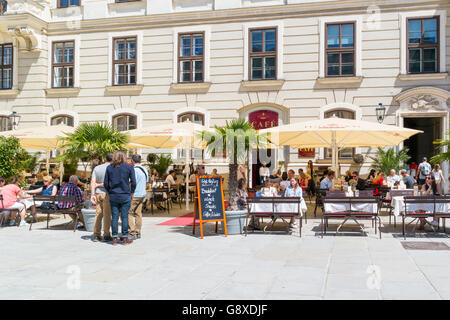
[298,148,315,158]
[249,110,278,130]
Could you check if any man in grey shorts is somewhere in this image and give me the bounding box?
[90,153,113,242]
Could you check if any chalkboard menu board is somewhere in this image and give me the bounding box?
[194,176,227,239]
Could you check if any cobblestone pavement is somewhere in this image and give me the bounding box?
[1,214,450,300]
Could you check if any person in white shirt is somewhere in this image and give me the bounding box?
[259,162,270,185]
[432,164,445,195]
[386,169,401,187]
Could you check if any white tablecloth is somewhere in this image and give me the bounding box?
[324,202,378,215]
[391,196,450,217]
[250,199,307,217]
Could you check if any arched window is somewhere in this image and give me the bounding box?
[177,112,204,159]
[0,116,11,131]
[112,114,137,132]
[325,109,355,159]
[177,112,204,125]
[51,115,74,127]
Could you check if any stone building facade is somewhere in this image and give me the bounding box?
[0,0,448,188]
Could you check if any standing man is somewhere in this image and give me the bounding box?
[400,169,415,189]
[416,157,432,187]
[90,153,113,242]
[129,154,148,240]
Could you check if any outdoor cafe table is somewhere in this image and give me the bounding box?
[391,192,450,217]
[323,196,378,233]
[249,196,307,217]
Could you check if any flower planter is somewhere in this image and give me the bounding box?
[221,210,247,235]
[81,208,97,232]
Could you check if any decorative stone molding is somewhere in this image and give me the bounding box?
[45,88,81,97]
[240,80,285,90]
[316,76,363,85]
[7,26,41,52]
[6,0,48,17]
[397,73,448,81]
[170,82,211,93]
[395,86,450,115]
[105,85,143,95]
[0,89,20,97]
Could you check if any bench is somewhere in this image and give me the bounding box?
[402,195,450,239]
[322,196,381,238]
[30,195,83,231]
[246,196,304,237]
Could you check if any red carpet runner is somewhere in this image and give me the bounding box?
[156,212,200,226]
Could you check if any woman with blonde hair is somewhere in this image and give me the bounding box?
[104,151,136,246]
[372,172,385,195]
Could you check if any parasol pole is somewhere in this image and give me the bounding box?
[185,138,190,211]
[331,131,338,176]
[46,150,50,173]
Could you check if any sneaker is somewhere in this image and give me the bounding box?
[76,222,83,229]
[19,221,29,227]
[112,238,119,246]
[136,233,141,239]
[9,220,16,226]
[431,220,439,227]
[103,236,113,242]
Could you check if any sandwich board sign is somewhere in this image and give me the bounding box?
[193,176,227,239]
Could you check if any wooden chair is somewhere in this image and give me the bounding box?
[0,195,21,227]
[150,187,170,214]
[313,188,328,217]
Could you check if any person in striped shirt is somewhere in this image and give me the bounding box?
[57,175,84,228]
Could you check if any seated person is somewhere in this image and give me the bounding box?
[269,169,281,184]
[400,169,415,189]
[344,170,352,183]
[165,170,182,200]
[0,177,33,227]
[298,172,309,192]
[285,178,303,229]
[350,171,366,190]
[320,170,335,190]
[280,172,290,190]
[78,172,89,190]
[57,175,85,228]
[51,172,61,189]
[24,175,58,222]
[386,169,401,188]
[372,172,386,195]
[230,178,248,211]
[260,180,277,197]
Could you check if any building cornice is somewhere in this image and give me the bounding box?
[45,0,448,35]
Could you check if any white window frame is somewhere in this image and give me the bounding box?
[243,20,284,81]
[173,25,211,83]
[319,103,362,159]
[400,10,447,75]
[47,110,79,127]
[107,108,142,130]
[47,35,80,88]
[319,16,362,78]
[107,30,143,86]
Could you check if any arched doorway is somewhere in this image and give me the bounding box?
[249,110,279,187]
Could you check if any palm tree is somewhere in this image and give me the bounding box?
[147,153,173,177]
[369,147,410,175]
[57,122,129,165]
[430,130,450,165]
[200,118,264,201]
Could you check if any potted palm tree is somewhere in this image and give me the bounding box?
[57,122,128,232]
[200,118,264,234]
[369,147,410,175]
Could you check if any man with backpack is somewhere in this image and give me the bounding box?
[129,154,149,240]
[416,157,432,186]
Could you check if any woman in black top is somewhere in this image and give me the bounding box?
[104,151,136,245]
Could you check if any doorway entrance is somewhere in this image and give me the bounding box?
[249,110,278,188]
[403,117,441,164]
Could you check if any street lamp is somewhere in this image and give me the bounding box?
[8,111,21,130]
[376,103,386,123]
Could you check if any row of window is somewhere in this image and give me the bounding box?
[57,0,133,8]
[0,17,441,90]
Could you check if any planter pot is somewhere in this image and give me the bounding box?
[81,208,97,232]
[221,210,247,235]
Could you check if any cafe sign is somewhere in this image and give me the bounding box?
[249,110,278,130]
[298,148,315,158]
